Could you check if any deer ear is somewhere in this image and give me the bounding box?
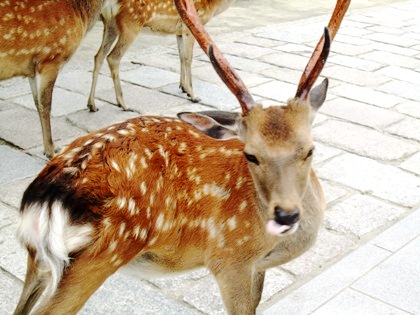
[309,78,329,111]
[177,112,239,140]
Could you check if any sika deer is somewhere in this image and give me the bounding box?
[0,0,108,158]
[87,0,236,111]
[14,0,350,313]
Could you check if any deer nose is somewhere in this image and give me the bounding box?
[274,207,300,226]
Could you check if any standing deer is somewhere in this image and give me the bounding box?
[87,0,236,111]
[14,0,350,313]
[0,0,109,158]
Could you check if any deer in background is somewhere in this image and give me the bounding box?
[14,0,350,313]
[87,0,236,111]
[0,0,110,158]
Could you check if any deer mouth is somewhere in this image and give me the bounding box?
[266,220,299,236]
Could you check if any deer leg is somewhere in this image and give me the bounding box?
[88,16,119,112]
[14,250,49,315]
[251,270,265,310]
[177,28,199,102]
[33,65,59,159]
[33,249,121,314]
[212,267,256,315]
[106,19,142,111]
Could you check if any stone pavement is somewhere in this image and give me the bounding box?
[0,0,419,314]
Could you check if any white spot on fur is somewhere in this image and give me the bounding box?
[227,216,237,231]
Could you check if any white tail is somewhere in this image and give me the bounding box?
[14,0,350,314]
[87,0,236,111]
[0,0,107,158]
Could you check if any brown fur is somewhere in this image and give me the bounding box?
[0,0,106,158]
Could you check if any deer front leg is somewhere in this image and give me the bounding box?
[88,15,119,112]
[107,18,142,111]
[177,27,200,102]
[31,64,60,159]
[213,266,256,315]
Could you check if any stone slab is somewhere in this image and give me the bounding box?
[325,194,407,238]
[352,237,420,314]
[400,151,420,175]
[120,66,179,89]
[0,270,22,315]
[317,153,420,207]
[313,120,418,162]
[0,146,44,185]
[81,273,198,315]
[312,288,410,315]
[263,243,390,315]
[386,117,420,142]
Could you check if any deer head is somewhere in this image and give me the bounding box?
[176,0,350,236]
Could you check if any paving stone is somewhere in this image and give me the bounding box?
[364,32,418,47]
[328,54,383,71]
[325,194,407,238]
[0,222,27,281]
[367,25,405,35]
[368,42,419,57]
[377,65,420,85]
[55,69,112,93]
[329,83,404,109]
[322,65,390,87]
[157,103,215,118]
[66,105,139,133]
[182,277,224,315]
[0,270,22,315]
[371,208,420,252]
[95,84,188,115]
[259,67,303,85]
[0,177,33,209]
[259,268,294,303]
[215,41,275,59]
[0,202,18,228]
[281,229,355,277]
[10,87,89,117]
[263,243,390,315]
[0,107,84,150]
[363,50,420,70]
[386,117,420,142]
[210,54,271,73]
[0,77,31,100]
[81,273,198,315]
[377,80,420,102]
[0,99,15,111]
[331,41,374,56]
[120,65,179,89]
[250,80,296,102]
[272,43,313,56]
[312,142,342,166]
[320,98,404,128]
[259,52,309,71]
[317,153,420,207]
[320,180,349,205]
[148,269,208,296]
[352,237,420,314]
[235,36,286,48]
[312,288,410,315]
[313,120,419,162]
[335,34,373,46]
[395,100,420,119]
[131,53,206,74]
[400,151,420,175]
[161,80,239,111]
[338,26,373,37]
[0,146,45,185]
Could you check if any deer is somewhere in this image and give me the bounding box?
[87,0,236,111]
[14,0,350,313]
[0,0,112,159]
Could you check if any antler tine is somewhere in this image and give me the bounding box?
[296,0,351,100]
[174,0,257,115]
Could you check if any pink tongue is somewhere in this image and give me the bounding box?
[266,220,290,236]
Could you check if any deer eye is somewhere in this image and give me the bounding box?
[244,153,259,165]
[304,148,314,161]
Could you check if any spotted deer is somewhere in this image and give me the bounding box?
[0,0,111,158]
[14,0,350,313]
[87,0,236,111]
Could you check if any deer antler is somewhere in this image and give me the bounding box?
[295,0,351,100]
[174,0,257,115]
